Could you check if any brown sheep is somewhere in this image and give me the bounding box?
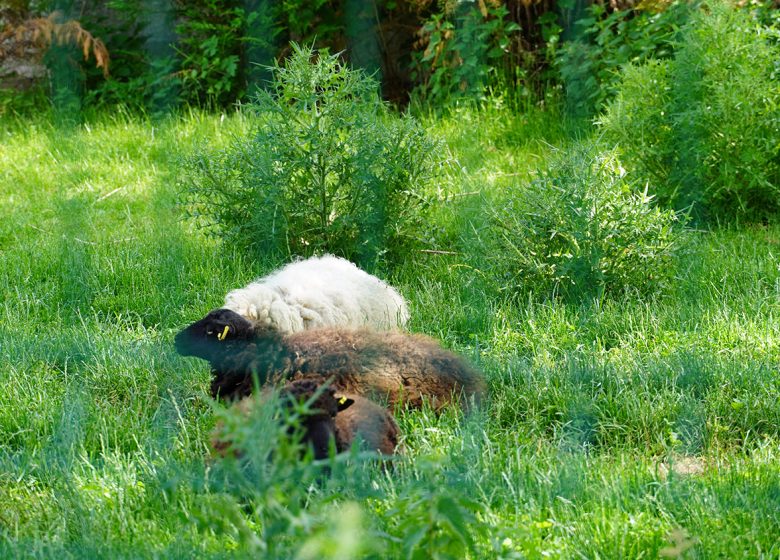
[175,309,485,411]
[212,378,400,460]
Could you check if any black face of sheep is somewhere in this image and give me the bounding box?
[278,379,355,460]
[175,308,255,361]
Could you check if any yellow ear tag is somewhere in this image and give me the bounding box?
[338,396,348,405]
[217,325,230,341]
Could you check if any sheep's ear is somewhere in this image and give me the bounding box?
[336,395,354,412]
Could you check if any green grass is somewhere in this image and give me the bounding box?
[1,105,779,558]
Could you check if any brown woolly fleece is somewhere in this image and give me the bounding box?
[334,391,400,456]
[209,327,486,411]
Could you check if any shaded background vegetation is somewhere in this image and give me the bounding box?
[1,0,554,108]
[6,0,775,112]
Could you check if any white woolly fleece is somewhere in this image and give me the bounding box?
[223,255,410,334]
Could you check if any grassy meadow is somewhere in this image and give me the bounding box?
[1,105,779,558]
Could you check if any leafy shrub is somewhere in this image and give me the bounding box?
[182,43,441,270]
[78,0,180,112]
[411,1,520,107]
[598,1,780,222]
[78,0,276,111]
[0,85,48,117]
[489,143,684,301]
[0,7,110,116]
[175,0,248,107]
[553,0,689,118]
[277,0,342,49]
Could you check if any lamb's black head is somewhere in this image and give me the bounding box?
[279,379,354,460]
[175,308,255,361]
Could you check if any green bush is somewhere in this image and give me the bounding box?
[175,0,260,108]
[411,1,520,108]
[74,0,277,111]
[489,143,684,301]
[598,1,780,222]
[181,43,441,270]
[553,1,689,119]
[77,0,155,112]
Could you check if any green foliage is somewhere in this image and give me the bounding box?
[552,0,689,118]
[77,0,178,112]
[0,0,51,21]
[278,0,342,47]
[411,1,520,107]
[598,1,780,222]
[75,0,278,111]
[182,43,441,269]
[207,390,379,557]
[490,143,684,301]
[384,455,489,560]
[175,0,247,107]
[0,86,49,118]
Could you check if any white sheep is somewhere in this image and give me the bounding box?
[222,255,409,333]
